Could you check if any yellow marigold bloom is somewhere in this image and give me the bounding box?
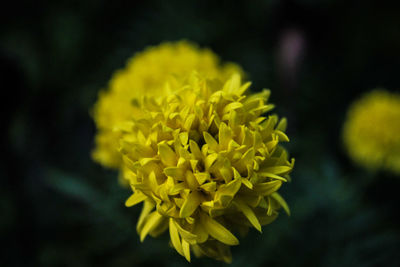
[343,89,400,174]
[121,72,294,263]
[92,41,243,169]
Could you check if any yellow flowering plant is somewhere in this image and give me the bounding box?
[120,72,294,263]
[92,41,294,263]
[92,41,242,169]
[343,89,400,174]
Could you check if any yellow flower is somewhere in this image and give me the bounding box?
[121,72,294,263]
[92,41,243,169]
[343,89,400,174]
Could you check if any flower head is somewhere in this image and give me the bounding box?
[121,72,294,262]
[92,41,243,168]
[343,89,400,174]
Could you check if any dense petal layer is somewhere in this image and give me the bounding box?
[120,72,294,262]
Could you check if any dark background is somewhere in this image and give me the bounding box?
[2,0,400,266]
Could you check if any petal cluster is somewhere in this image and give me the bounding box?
[121,72,294,262]
[92,41,243,168]
[343,89,400,174]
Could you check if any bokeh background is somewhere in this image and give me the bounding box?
[2,0,400,266]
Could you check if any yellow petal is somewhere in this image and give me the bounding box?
[240,194,262,207]
[240,178,253,189]
[179,106,190,120]
[250,104,274,114]
[139,157,159,166]
[169,218,184,256]
[241,148,255,165]
[164,167,184,180]
[200,182,216,192]
[267,197,273,216]
[139,211,163,242]
[232,167,241,179]
[271,192,290,215]
[174,198,184,208]
[220,167,233,183]
[201,200,214,208]
[193,221,208,243]
[189,159,198,172]
[173,220,198,244]
[189,140,203,160]
[237,81,251,96]
[182,239,191,262]
[203,132,219,151]
[223,102,243,114]
[227,106,239,126]
[185,171,199,190]
[260,166,292,175]
[186,216,195,225]
[194,172,209,185]
[276,117,287,131]
[137,200,155,233]
[235,200,262,232]
[240,127,253,147]
[176,157,186,168]
[266,139,278,153]
[258,172,288,182]
[205,153,219,170]
[125,191,147,207]
[179,132,189,145]
[184,114,196,130]
[223,73,241,94]
[180,191,202,218]
[200,213,239,246]
[194,105,203,118]
[254,180,282,196]
[158,143,177,167]
[148,171,158,191]
[170,183,186,195]
[275,130,290,142]
[215,178,241,206]
[149,217,168,237]
[227,138,240,152]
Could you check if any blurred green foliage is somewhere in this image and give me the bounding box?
[1,0,400,266]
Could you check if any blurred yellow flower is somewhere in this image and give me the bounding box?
[121,72,294,263]
[343,90,400,174]
[92,41,243,168]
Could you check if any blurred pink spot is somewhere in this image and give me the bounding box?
[277,28,306,89]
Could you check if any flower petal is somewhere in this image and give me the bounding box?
[125,191,147,207]
[173,220,198,244]
[271,192,290,215]
[182,239,191,262]
[137,200,155,233]
[169,218,184,256]
[139,211,163,242]
[254,180,282,196]
[203,132,219,151]
[235,200,262,232]
[200,213,239,246]
[258,172,288,182]
[158,143,177,167]
[215,178,241,207]
[189,140,203,160]
[260,166,292,175]
[180,191,202,218]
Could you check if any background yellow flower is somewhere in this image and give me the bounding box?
[92,41,243,168]
[343,90,400,174]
